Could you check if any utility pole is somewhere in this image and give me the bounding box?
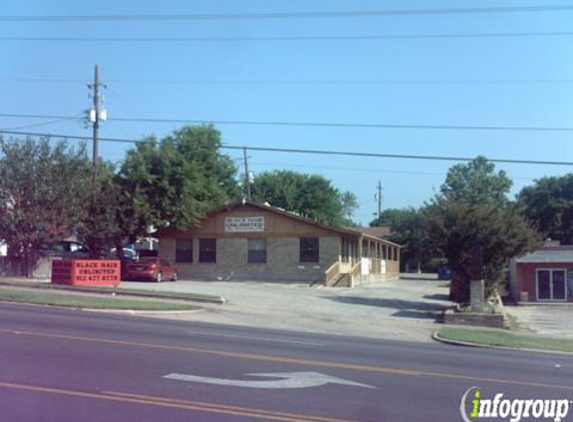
[87,64,106,187]
[375,180,382,220]
[243,147,251,199]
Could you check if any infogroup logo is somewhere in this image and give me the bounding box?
[460,387,571,422]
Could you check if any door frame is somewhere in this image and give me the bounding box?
[535,268,568,302]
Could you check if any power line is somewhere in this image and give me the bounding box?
[110,117,573,132]
[221,145,573,166]
[2,113,573,132]
[1,5,572,21]
[2,31,573,42]
[0,117,80,131]
[0,130,137,144]
[248,160,537,181]
[1,78,573,85]
[1,129,572,167]
[0,113,84,122]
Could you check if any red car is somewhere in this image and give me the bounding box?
[125,258,178,282]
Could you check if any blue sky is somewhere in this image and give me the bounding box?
[1,0,572,224]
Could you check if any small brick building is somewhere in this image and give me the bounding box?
[156,200,400,285]
[509,241,573,303]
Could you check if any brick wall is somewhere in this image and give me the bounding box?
[516,262,573,302]
[160,235,340,282]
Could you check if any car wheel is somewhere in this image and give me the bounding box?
[171,272,178,282]
[155,272,162,283]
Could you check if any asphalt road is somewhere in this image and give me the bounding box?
[1,303,572,422]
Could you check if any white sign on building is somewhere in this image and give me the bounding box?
[225,216,265,233]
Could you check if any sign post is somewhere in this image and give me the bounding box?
[52,259,120,286]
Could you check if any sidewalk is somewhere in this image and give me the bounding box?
[506,304,573,339]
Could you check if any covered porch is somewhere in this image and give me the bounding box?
[325,233,401,287]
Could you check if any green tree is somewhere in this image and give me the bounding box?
[427,156,540,302]
[441,155,512,206]
[339,191,359,226]
[371,208,432,272]
[517,174,573,244]
[370,208,409,228]
[78,162,145,258]
[0,137,90,275]
[426,199,541,302]
[251,170,356,227]
[119,125,239,231]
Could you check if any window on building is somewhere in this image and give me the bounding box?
[175,239,193,263]
[199,238,217,263]
[300,237,319,263]
[248,238,267,263]
[536,269,566,301]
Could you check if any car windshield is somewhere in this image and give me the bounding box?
[138,257,158,262]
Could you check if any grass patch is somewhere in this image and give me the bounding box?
[0,288,201,311]
[438,326,573,353]
[0,279,220,302]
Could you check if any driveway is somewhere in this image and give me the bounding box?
[506,304,573,339]
[119,274,453,342]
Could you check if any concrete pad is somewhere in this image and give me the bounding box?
[506,304,573,339]
[118,275,454,342]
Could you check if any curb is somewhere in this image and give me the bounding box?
[0,281,226,305]
[0,300,205,314]
[83,308,205,315]
[431,330,573,356]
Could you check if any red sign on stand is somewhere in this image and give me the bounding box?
[52,260,121,286]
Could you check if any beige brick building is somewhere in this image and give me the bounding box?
[157,201,400,285]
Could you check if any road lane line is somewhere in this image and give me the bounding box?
[4,328,573,391]
[186,329,327,346]
[104,390,375,422]
[1,329,419,376]
[0,381,374,422]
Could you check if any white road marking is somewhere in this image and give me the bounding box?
[186,330,326,347]
[163,371,376,389]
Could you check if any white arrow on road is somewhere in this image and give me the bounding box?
[163,371,376,389]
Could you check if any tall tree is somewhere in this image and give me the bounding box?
[427,156,540,302]
[441,155,512,206]
[517,174,573,244]
[78,162,145,258]
[426,199,541,302]
[119,125,239,231]
[0,137,90,275]
[251,170,356,227]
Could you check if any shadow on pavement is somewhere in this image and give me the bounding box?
[422,293,450,301]
[328,297,449,320]
[391,309,443,320]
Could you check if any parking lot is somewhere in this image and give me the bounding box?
[120,274,454,342]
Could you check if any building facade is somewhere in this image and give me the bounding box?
[157,201,400,285]
[510,241,573,303]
